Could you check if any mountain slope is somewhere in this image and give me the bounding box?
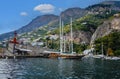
[47,7,87,29]
[0,8,87,41]
[1,1,120,41]
[17,14,59,33]
[0,14,59,40]
[61,7,87,23]
[87,0,120,14]
[101,1,120,7]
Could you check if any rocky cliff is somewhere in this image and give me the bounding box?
[90,14,120,45]
[72,31,92,44]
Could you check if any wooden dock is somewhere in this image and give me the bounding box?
[0,55,49,59]
[0,53,85,59]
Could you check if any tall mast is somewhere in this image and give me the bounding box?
[62,21,64,53]
[59,16,62,53]
[62,21,66,52]
[70,18,74,54]
[63,36,66,53]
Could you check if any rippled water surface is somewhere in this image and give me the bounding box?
[0,57,120,79]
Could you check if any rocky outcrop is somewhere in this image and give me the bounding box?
[90,14,120,45]
[61,7,87,23]
[73,31,92,44]
[87,1,120,12]
[65,31,92,44]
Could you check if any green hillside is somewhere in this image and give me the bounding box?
[94,31,120,56]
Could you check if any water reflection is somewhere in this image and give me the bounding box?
[0,59,17,79]
[58,59,75,79]
[0,58,120,79]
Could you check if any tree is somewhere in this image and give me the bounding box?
[107,48,114,56]
[94,31,120,56]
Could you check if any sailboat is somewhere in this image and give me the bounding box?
[43,17,62,58]
[44,17,84,59]
[59,18,84,59]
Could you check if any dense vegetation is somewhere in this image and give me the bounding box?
[48,10,120,53]
[94,31,120,56]
[45,39,87,54]
[51,14,104,35]
[52,9,119,34]
[72,14,103,32]
[73,43,88,53]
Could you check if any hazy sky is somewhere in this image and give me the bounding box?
[0,0,105,34]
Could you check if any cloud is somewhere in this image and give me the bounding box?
[34,4,55,13]
[20,12,28,16]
